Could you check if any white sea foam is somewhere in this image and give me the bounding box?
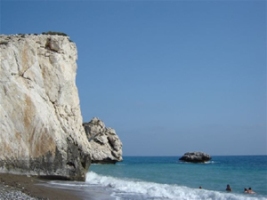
[49,181,88,187]
[86,171,267,200]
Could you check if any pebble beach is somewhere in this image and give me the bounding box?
[0,182,37,200]
[0,173,83,200]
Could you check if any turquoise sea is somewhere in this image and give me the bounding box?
[50,156,267,200]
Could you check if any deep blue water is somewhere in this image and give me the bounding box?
[86,156,267,199]
[49,155,267,200]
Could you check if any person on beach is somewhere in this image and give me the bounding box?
[248,187,255,194]
[226,184,232,192]
[244,188,248,193]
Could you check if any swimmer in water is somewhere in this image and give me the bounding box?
[226,184,232,192]
[248,187,255,194]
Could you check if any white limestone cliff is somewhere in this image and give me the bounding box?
[83,117,123,163]
[0,33,91,180]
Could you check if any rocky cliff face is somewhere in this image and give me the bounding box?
[0,33,91,180]
[83,118,123,163]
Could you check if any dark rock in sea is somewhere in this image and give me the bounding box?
[179,152,211,163]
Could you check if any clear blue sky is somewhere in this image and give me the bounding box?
[1,0,266,156]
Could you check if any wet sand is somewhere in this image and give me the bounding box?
[0,173,88,200]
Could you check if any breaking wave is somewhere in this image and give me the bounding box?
[86,171,266,200]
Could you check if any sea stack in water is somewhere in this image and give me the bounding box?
[179,152,211,163]
[0,33,91,180]
[83,117,123,163]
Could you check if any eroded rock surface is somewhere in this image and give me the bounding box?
[83,117,123,163]
[179,152,211,163]
[0,33,91,180]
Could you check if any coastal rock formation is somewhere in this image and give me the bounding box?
[179,152,211,163]
[83,117,123,163]
[0,33,91,180]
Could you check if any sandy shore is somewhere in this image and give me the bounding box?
[0,173,85,200]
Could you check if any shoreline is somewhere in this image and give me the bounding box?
[0,173,86,200]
